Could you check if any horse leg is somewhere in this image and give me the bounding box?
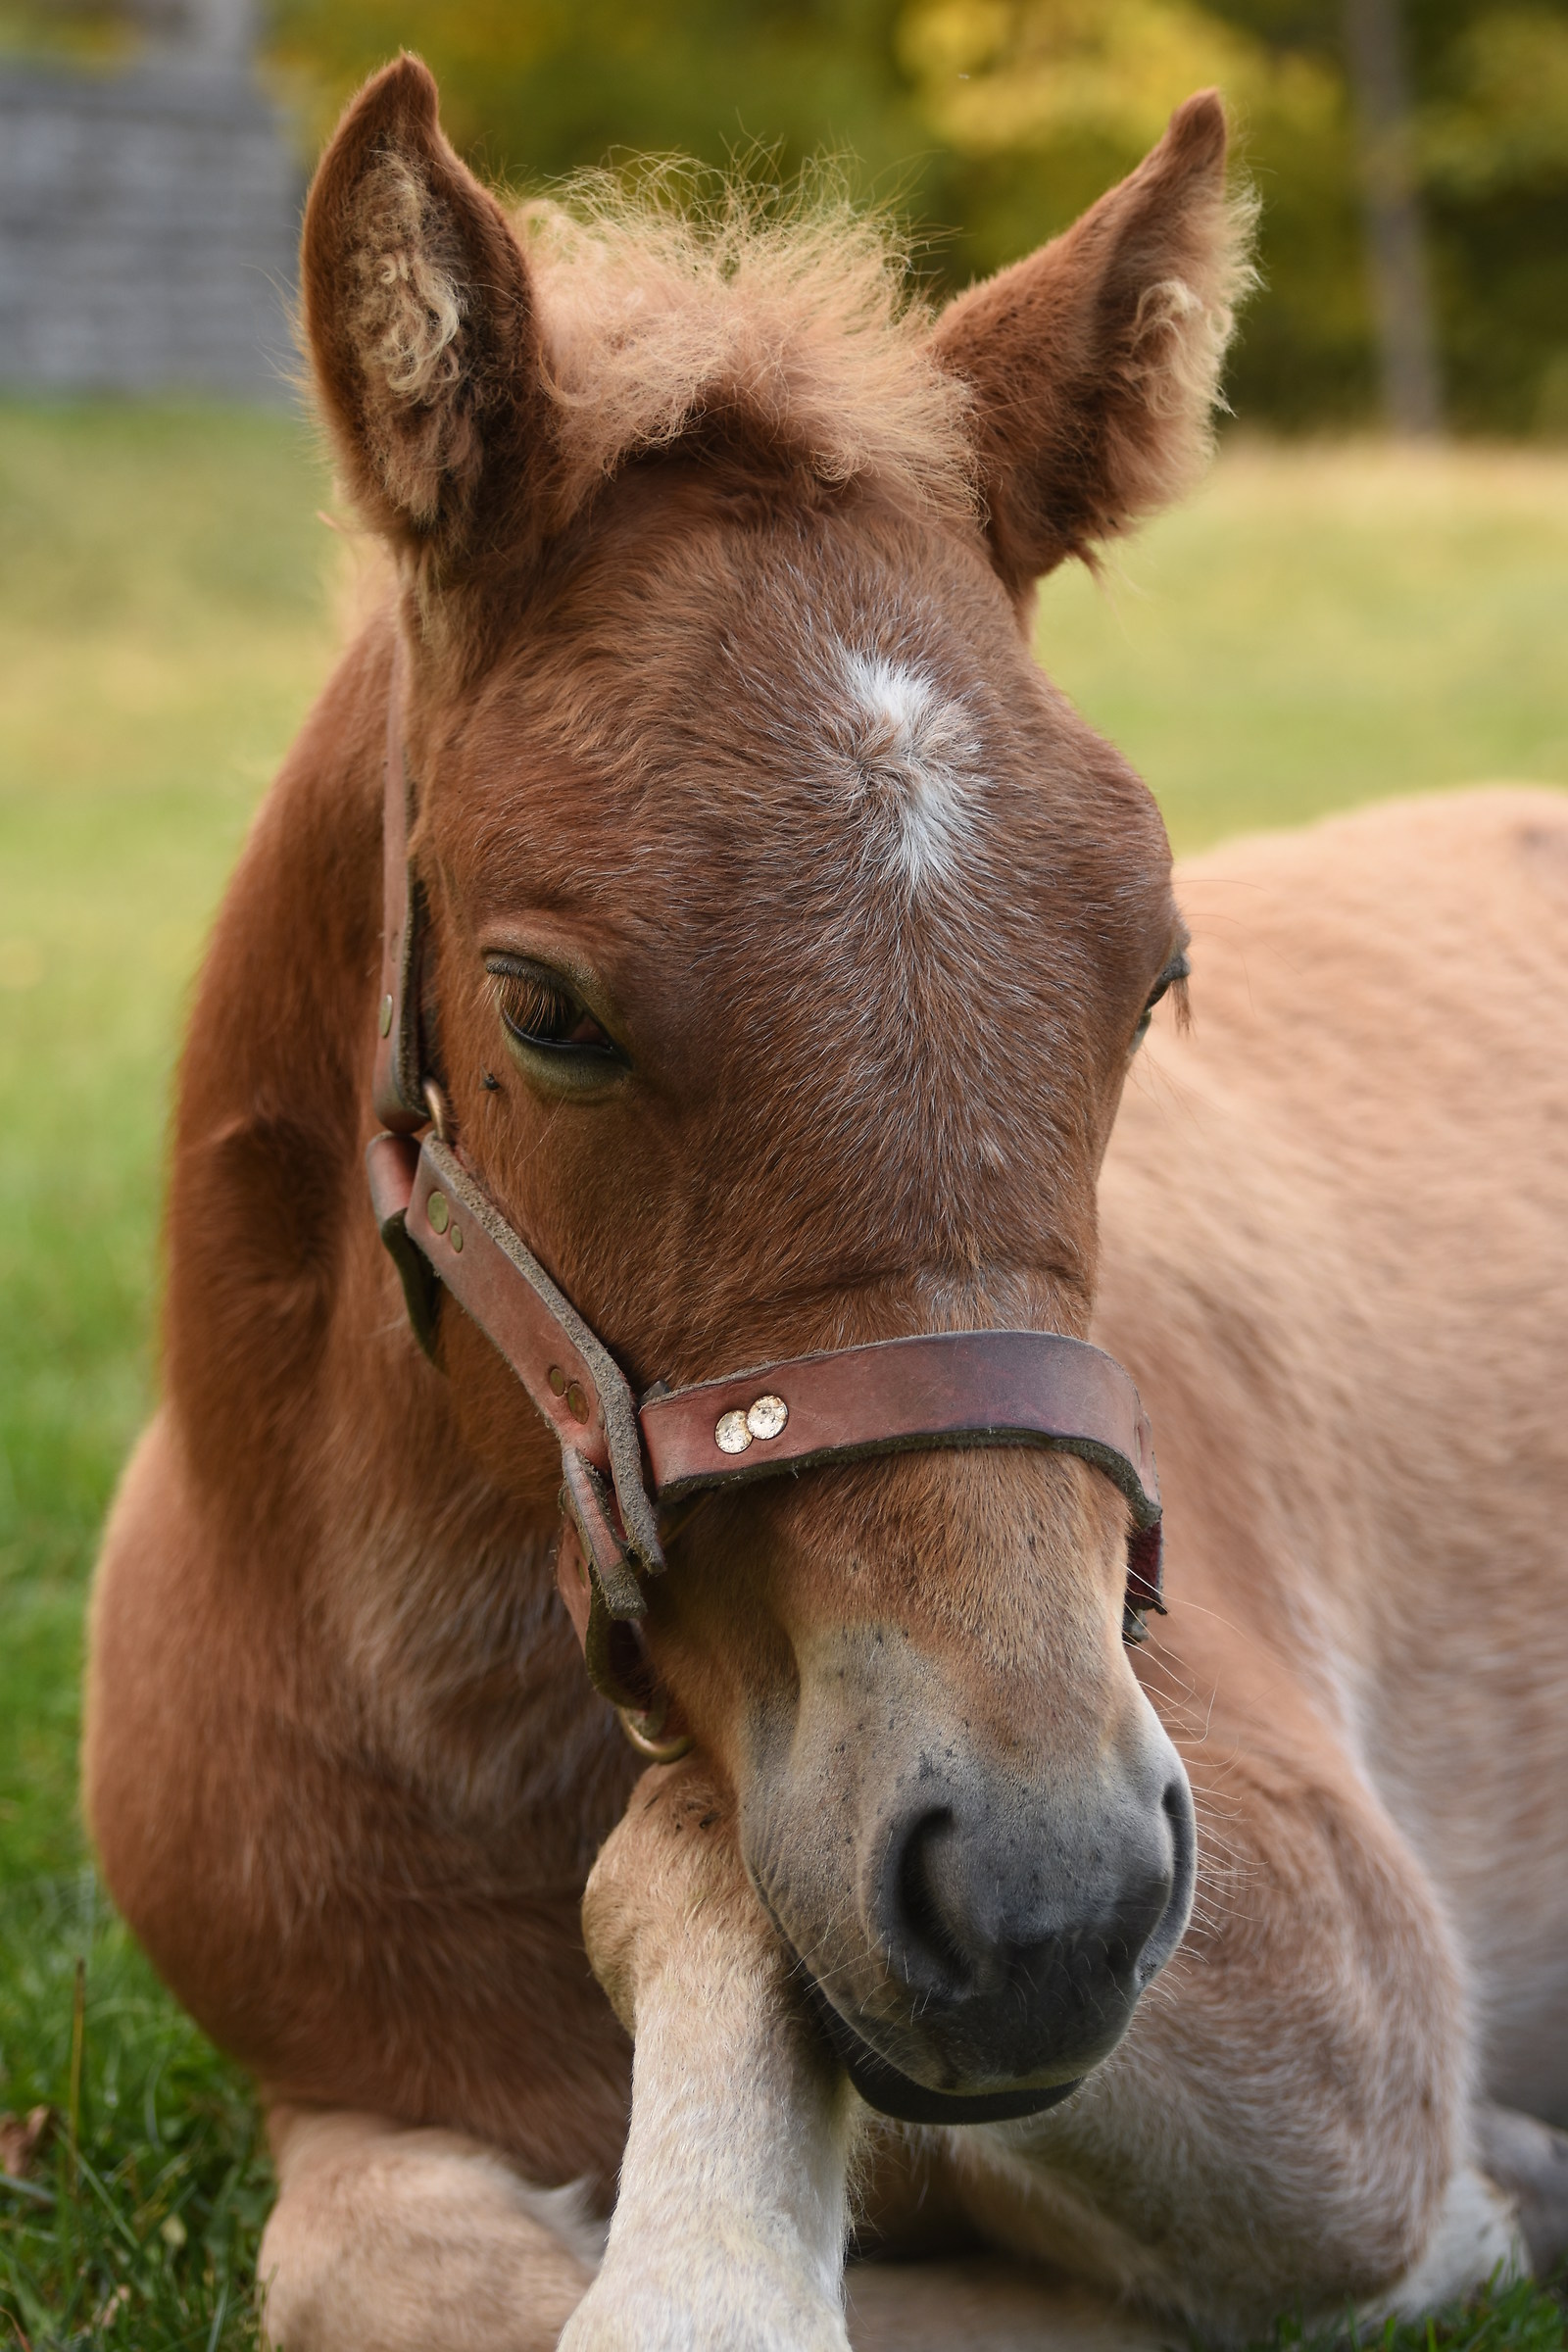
[256,2105,601,2351]
[560,1760,859,2352]
[255,1791,1181,2352]
[1474,2106,1568,2278]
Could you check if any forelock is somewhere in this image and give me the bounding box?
[516,171,979,525]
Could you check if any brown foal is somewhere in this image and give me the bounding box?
[84,53,1568,2352]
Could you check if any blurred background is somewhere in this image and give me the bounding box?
[1,2,1566,2343]
[6,0,1568,425]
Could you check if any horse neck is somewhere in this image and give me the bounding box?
[163,622,552,1577]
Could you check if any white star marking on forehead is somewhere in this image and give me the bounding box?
[837,647,982,891]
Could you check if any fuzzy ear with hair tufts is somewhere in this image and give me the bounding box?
[301,54,547,573]
[931,91,1254,591]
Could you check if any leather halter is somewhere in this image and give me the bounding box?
[366,642,1165,1759]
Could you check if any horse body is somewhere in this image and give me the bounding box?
[1100,794,1568,2137]
[82,52,1568,2352]
[939,786,1568,2310]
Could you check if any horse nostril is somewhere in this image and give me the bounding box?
[887,1808,977,1997]
[875,1770,1192,2032]
[1138,1768,1198,1985]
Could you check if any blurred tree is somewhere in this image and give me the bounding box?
[5,0,1567,431]
[266,0,932,208]
[1202,0,1568,427]
[898,0,1568,430]
[1418,6,1568,430]
[1343,0,1443,433]
[896,0,1362,423]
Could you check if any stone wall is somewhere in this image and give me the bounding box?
[0,53,300,399]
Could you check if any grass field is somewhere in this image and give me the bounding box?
[2,404,1566,2344]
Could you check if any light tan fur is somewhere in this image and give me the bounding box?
[518,176,980,527]
[583,790,1567,2344]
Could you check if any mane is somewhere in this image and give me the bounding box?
[514,171,979,524]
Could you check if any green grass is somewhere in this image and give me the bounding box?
[1037,437,1568,845]
[1268,2279,1568,2352]
[1,403,1566,2345]
[0,1882,270,2348]
[0,404,336,2347]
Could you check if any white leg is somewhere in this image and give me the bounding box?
[257,2106,601,2352]
[1475,2104,1568,2277]
[560,1763,859,2352]
[1358,2161,1524,2325]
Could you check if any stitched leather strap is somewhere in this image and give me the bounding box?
[640,1335,1158,1523]
[638,1333,1163,1628]
[371,642,425,1135]
[405,1132,664,1586]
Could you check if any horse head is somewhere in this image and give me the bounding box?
[298,55,1250,2120]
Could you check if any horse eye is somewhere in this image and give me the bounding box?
[486,958,621,1060]
[1132,951,1191,1053]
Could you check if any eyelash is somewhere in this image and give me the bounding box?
[1134,953,1191,1050]
[485,960,621,1059]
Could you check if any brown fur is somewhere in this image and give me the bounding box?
[83,55,1565,2351]
[931,94,1255,589]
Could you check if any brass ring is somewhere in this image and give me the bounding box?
[618,1707,694,1764]
[422,1078,451,1143]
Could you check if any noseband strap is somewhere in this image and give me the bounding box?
[366,641,1165,1758]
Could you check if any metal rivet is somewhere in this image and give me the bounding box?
[565,1382,590,1423]
[548,1365,567,1396]
[448,1221,463,1253]
[746,1394,788,1442]
[715,1409,753,1454]
[427,1190,450,1235]
[377,993,394,1037]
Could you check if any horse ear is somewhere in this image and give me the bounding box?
[931,91,1253,590]
[301,55,545,567]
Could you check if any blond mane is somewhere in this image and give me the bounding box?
[514,172,979,522]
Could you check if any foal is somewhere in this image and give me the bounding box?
[85,55,1568,2351]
